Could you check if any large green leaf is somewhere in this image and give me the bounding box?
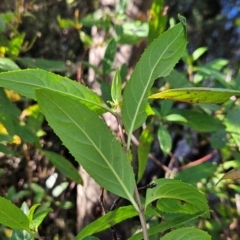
[149,87,240,104]
[0,69,107,115]
[161,227,211,240]
[145,179,209,215]
[122,22,187,146]
[0,197,30,231]
[128,211,208,240]
[35,89,137,208]
[75,206,138,240]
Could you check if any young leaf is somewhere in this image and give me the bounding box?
[137,124,153,182]
[149,87,240,104]
[35,89,137,208]
[0,69,106,115]
[128,211,208,240]
[0,197,30,231]
[122,22,187,145]
[31,208,52,232]
[43,150,83,184]
[103,38,117,76]
[111,68,122,104]
[157,124,172,156]
[75,206,138,240]
[145,179,209,215]
[27,204,40,223]
[161,227,211,240]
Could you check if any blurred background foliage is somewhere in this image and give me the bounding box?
[1,0,240,239]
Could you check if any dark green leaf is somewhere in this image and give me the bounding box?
[137,124,153,182]
[122,22,187,146]
[169,109,225,132]
[103,38,117,76]
[15,58,66,72]
[128,211,208,240]
[145,179,209,215]
[75,206,138,240]
[0,197,30,230]
[0,69,106,115]
[161,227,211,240]
[43,151,83,184]
[35,89,137,207]
[164,69,191,88]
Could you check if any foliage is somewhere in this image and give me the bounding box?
[0,0,240,239]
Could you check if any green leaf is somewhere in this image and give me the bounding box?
[103,38,117,76]
[27,204,40,223]
[31,208,52,232]
[161,227,211,240]
[43,150,83,184]
[0,69,106,115]
[157,124,172,156]
[15,58,66,72]
[137,124,153,182]
[148,0,167,44]
[122,22,187,145]
[128,211,208,240]
[0,15,6,31]
[0,197,30,231]
[224,106,240,150]
[169,109,225,132]
[149,87,240,104]
[175,162,218,186]
[75,206,138,240]
[164,69,192,88]
[111,68,122,104]
[0,58,20,71]
[145,179,209,215]
[79,31,93,48]
[210,130,227,149]
[10,230,34,240]
[35,89,137,208]
[192,47,208,61]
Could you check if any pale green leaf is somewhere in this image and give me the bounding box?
[111,68,122,104]
[75,206,138,240]
[137,124,153,182]
[31,208,52,232]
[145,179,209,215]
[43,150,83,184]
[192,47,208,61]
[35,89,137,207]
[161,227,211,240]
[122,22,187,145]
[149,87,240,104]
[10,230,33,240]
[0,69,106,115]
[157,125,172,156]
[128,211,208,240]
[0,197,30,230]
[27,204,40,223]
[0,58,20,71]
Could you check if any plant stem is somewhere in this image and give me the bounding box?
[134,185,149,240]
